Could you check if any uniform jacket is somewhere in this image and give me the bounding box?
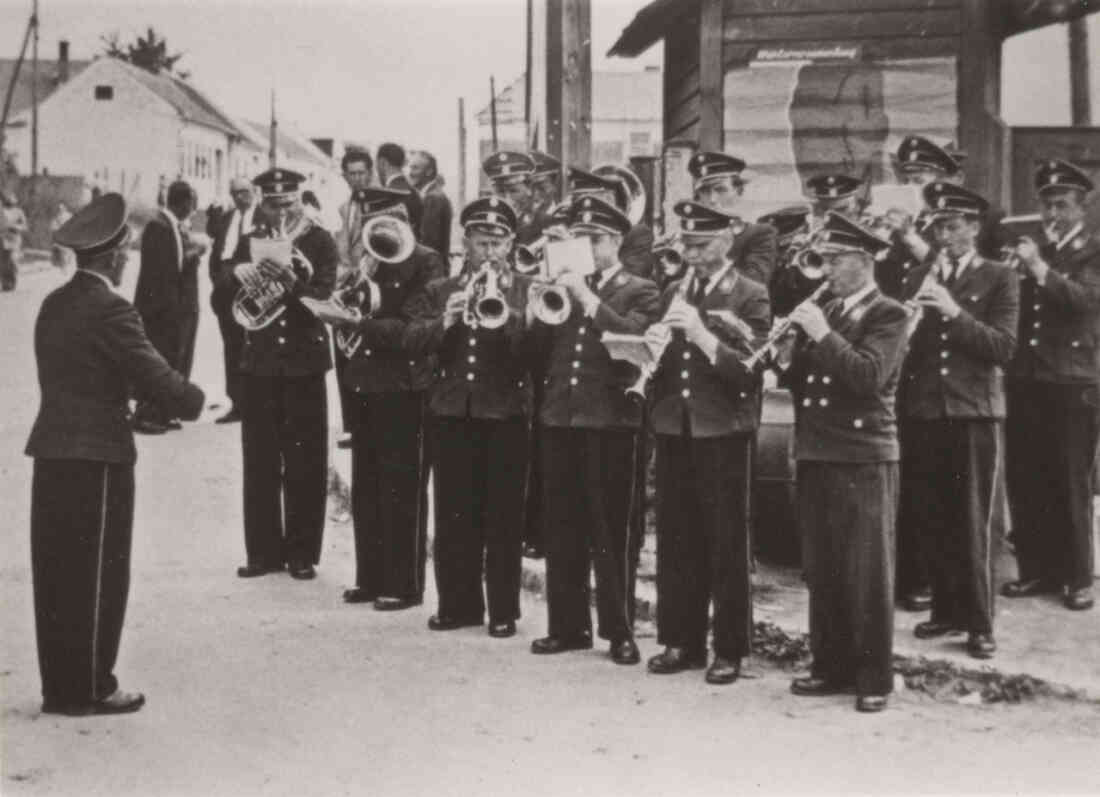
[899,254,1019,419]
[386,173,424,240]
[418,178,454,259]
[730,222,778,286]
[1009,227,1100,385]
[783,288,909,463]
[342,243,445,394]
[620,223,656,280]
[405,262,534,419]
[530,267,661,430]
[26,270,204,465]
[230,221,339,377]
[135,211,196,360]
[209,205,256,313]
[650,271,770,437]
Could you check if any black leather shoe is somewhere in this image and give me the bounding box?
[133,418,169,435]
[427,614,483,631]
[342,587,377,604]
[337,434,353,450]
[215,407,241,424]
[900,588,932,612]
[610,638,640,665]
[967,632,997,659]
[705,656,741,684]
[236,563,284,578]
[790,676,846,697]
[647,646,706,674]
[856,694,888,713]
[914,620,963,639]
[1065,587,1095,611]
[1001,578,1055,598]
[530,634,593,654]
[488,621,517,638]
[43,689,145,716]
[373,596,422,611]
[288,563,316,580]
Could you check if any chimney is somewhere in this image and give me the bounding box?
[58,40,70,83]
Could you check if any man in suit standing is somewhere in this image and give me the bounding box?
[897,182,1019,658]
[1003,159,1099,612]
[208,177,257,424]
[645,201,770,685]
[27,193,204,715]
[777,213,909,713]
[408,150,453,259]
[528,196,661,666]
[689,152,778,286]
[133,180,199,434]
[377,142,423,238]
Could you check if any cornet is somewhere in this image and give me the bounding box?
[529,278,572,325]
[463,262,510,329]
[232,216,315,331]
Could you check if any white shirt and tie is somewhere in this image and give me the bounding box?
[221,205,256,263]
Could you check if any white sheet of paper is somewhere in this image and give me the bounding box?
[545,237,595,279]
[251,237,293,267]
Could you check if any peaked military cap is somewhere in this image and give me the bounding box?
[567,167,620,194]
[896,136,960,176]
[674,201,741,236]
[805,173,863,201]
[922,181,990,219]
[253,168,306,198]
[813,212,891,260]
[354,187,410,217]
[758,205,811,243]
[460,196,517,237]
[688,151,747,186]
[568,195,632,237]
[483,151,535,185]
[1035,159,1094,196]
[54,192,131,257]
[529,150,562,178]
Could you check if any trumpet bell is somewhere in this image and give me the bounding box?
[515,237,546,271]
[533,283,572,325]
[475,294,508,329]
[793,248,825,280]
[362,215,416,264]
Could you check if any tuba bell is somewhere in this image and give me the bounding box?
[232,217,315,331]
[593,163,647,226]
[361,215,416,264]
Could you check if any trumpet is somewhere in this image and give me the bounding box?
[463,262,510,329]
[515,236,547,272]
[743,281,830,370]
[232,216,315,331]
[624,267,696,400]
[361,215,416,264]
[529,278,572,325]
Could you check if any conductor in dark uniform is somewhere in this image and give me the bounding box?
[688,151,778,285]
[405,197,532,637]
[1003,159,1099,612]
[897,182,1019,658]
[328,187,445,609]
[528,196,661,665]
[230,168,338,581]
[776,213,909,713]
[27,193,204,715]
[645,201,771,684]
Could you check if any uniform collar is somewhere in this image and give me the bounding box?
[842,280,877,313]
[1056,222,1085,251]
[696,261,734,297]
[941,248,976,280]
[79,268,114,289]
[596,263,623,291]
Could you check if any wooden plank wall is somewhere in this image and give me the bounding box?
[663,8,701,142]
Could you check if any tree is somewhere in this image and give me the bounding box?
[101,27,189,78]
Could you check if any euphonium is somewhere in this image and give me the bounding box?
[625,266,696,400]
[463,262,509,329]
[232,216,315,331]
[332,274,371,357]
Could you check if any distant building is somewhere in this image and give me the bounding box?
[476,69,662,193]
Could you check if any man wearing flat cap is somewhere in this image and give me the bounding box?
[688,151,777,285]
[324,186,444,610]
[1003,159,1100,612]
[895,182,1019,658]
[773,212,909,713]
[26,193,204,716]
[229,168,338,582]
[645,201,771,685]
[527,195,661,666]
[404,196,533,637]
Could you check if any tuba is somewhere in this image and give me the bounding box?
[361,215,416,264]
[593,163,647,226]
[232,216,315,331]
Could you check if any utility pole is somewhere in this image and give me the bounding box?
[457,97,467,206]
[268,89,278,169]
[30,0,39,180]
[489,76,499,152]
[545,0,591,176]
[1069,17,1092,125]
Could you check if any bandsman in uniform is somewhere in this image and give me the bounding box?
[1003,159,1099,612]
[529,196,661,665]
[566,167,655,279]
[896,182,1019,658]
[645,201,770,684]
[688,152,778,285]
[405,197,532,637]
[484,151,541,251]
[775,212,909,713]
[330,187,445,609]
[230,168,338,581]
[759,204,814,317]
[27,193,204,715]
[530,150,563,231]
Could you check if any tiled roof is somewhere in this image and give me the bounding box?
[113,59,241,137]
[0,58,91,119]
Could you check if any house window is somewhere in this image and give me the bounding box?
[94,85,114,101]
[629,131,652,156]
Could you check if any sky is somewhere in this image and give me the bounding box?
[0,0,1096,201]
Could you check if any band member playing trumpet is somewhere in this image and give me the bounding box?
[1003,159,1099,612]
[773,213,909,713]
[645,201,770,684]
[404,197,532,637]
[230,168,338,581]
[896,182,1019,658]
[323,187,445,608]
[528,196,661,665]
[688,152,777,285]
